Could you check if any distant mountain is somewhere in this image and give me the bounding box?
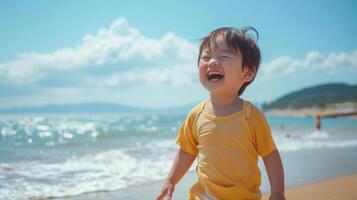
[0,102,197,114]
[262,83,357,110]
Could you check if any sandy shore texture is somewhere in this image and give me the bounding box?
[64,173,357,200]
[265,108,357,118]
[263,173,357,200]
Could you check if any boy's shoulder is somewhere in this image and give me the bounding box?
[187,100,206,116]
[243,100,269,130]
[243,100,265,120]
[181,100,206,125]
[248,101,263,114]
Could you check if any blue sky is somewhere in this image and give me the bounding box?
[0,0,356,109]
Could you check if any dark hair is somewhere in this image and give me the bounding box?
[198,27,261,96]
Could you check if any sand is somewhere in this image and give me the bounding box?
[64,173,357,200]
[265,108,357,118]
[263,173,357,200]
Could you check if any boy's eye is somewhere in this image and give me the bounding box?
[220,56,230,59]
[201,56,211,61]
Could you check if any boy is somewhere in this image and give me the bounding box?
[157,27,285,200]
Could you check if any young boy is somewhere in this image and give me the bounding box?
[157,27,285,200]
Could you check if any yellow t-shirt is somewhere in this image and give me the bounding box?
[176,99,276,200]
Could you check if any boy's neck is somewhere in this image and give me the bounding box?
[206,93,243,116]
[210,93,240,107]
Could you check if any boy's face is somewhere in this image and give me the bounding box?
[198,36,255,96]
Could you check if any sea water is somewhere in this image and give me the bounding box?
[1,113,357,199]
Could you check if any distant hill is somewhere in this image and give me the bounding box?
[0,102,197,114]
[262,83,357,110]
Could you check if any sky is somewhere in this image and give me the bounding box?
[0,0,356,109]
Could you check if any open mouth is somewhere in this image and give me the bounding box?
[207,71,224,82]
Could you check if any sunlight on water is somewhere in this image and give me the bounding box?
[0,113,356,199]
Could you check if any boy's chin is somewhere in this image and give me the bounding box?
[204,81,225,89]
[203,85,226,95]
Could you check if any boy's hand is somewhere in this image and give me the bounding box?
[157,148,196,200]
[156,180,175,200]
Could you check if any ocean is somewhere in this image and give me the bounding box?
[1,112,357,200]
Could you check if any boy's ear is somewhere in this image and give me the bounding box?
[242,67,256,82]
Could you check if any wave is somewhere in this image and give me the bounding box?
[301,130,330,139]
[1,114,356,199]
[0,140,179,200]
[277,135,357,152]
[2,135,357,199]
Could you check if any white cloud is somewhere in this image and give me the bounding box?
[100,63,196,87]
[0,17,197,85]
[1,17,356,109]
[262,50,357,76]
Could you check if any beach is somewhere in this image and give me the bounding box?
[263,174,357,200]
[63,146,357,200]
[65,173,357,200]
[266,108,357,119]
[1,113,357,200]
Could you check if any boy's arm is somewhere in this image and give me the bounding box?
[262,149,285,200]
[167,147,197,185]
[156,148,197,200]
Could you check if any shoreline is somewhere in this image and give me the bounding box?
[62,172,357,200]
[62,146,357,200]
[265,109,357,119]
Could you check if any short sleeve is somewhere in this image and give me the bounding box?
[250,107,276,157]
[175,110,199,155]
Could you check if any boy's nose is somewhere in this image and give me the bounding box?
[208,59,220,66]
